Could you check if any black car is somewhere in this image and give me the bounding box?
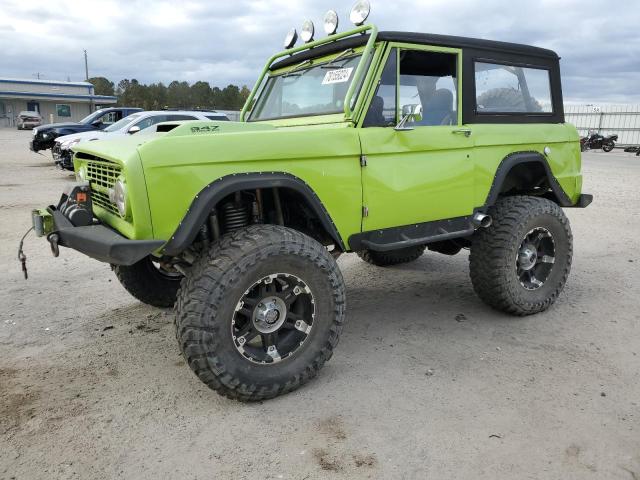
[30,107,142,153]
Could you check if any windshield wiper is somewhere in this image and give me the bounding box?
[321,49,355,69]
[282,59,312,78]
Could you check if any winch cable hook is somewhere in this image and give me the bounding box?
[17,227,33,280]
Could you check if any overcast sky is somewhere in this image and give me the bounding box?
[1,0,639,104]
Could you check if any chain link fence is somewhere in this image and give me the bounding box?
[565,105,640,147]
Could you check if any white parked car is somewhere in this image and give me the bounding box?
[53,110,229,170]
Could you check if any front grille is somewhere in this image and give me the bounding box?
[83,156,123,215]
[91,190,120,215]
[86,158,121,189]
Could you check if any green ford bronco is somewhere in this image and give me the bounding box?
[32,4,591,401]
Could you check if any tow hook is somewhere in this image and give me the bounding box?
[48,233,60,258]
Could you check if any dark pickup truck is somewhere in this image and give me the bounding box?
[30,107,142,153]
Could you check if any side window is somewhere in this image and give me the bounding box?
[475,62,552,113]
[363,49,397,127]
[134,115,167,131]
[99,112,118,125]
[166,115,197,121]
[399,50,458,126]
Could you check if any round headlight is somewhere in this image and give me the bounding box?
[284,28,298,49]
[300,19,314,43]
[350,0,371,26]
[112,178,127,217]
[323,10,339,35]
[76,165,87,182]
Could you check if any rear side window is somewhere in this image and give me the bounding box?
[166,115,197,121]
[474,62,552,114]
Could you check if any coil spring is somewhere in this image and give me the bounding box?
[221,201,250,232]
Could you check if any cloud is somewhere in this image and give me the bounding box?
[0,0,638,103]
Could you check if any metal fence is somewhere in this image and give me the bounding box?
[565,105,640,147]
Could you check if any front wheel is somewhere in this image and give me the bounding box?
[602,141,615,152]
[469,196,572,316]
[175,225,346,401]
[112,256,183,308]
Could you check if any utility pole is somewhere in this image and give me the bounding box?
[84,49,89,80]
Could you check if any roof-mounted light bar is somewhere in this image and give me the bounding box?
[279,1,372,51]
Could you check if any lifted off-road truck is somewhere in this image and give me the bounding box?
[31,4,591,401]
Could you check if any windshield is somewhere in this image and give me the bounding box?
[104,113,142,132]
[79,110,107,124]
[249,54,362,121]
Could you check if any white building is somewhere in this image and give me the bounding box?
[0,78,117,127]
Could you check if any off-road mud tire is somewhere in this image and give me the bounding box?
[357,245,427,267]
[469,196,572,316]
[112,256,182,308]
[175,224,346,401]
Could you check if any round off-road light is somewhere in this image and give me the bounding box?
[113,178,127,217]
[349,0,370,26]
[300,20,314,43]
[283,28,298,49]
[323,10,339,35]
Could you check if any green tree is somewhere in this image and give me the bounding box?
[167,81,191,108]
[191,81,212,109]
[88,76,115,96]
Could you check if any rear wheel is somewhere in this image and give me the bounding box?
[602,141,615,152]
[357,245,426,267]
[175,225,346,401]
[112,256,183,308]
[469,196,572,315]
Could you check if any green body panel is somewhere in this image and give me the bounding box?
[73,136,155,240]
[136,123,363,246]
[67,26,583,255]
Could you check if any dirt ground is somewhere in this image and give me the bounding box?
[0,128,639,480]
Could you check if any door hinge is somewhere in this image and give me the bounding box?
[360,154,367,167]
[362,206,369,217]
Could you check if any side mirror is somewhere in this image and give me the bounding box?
[91,119,103,127]
[395,104,423,131]
[128,126,141,135]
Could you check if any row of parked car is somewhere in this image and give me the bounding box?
[29,107,229,170]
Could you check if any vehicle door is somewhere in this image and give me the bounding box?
[358,45,475,232]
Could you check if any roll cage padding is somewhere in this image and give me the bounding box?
[162,172,345,256]
[483,151,574,208]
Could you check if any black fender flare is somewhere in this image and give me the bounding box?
[162,172,345,256]
[482,151,574,208]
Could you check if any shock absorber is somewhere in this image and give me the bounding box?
[221,192,250,232]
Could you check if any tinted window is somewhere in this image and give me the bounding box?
[206,115,229,121]
[166,115,197,121]
[364,49,458,127]
[399,50,457,126]
[134,115,167,130]
[475,62,552,113]
[363,49,397,127]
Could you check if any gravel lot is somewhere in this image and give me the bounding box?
[1,128,639,480]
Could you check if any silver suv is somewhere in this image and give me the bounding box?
[53,110,229,170]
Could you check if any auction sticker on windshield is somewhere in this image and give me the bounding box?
[322,67,354,85]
